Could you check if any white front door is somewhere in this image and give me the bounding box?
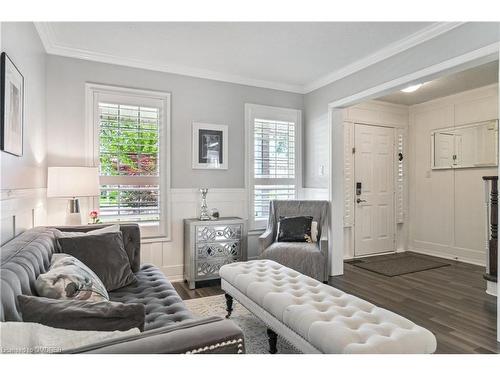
[354,124,395,256]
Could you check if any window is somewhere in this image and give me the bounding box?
[246,104,302,230]
[86,84,171,239]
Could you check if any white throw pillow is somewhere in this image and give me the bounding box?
[311,221,318,242]
[0,321,140,354]
[55,224,120,238]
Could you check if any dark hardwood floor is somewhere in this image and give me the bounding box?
[172,251,499,354]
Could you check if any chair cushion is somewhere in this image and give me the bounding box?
[109,264,193,330]
[261,242,325,280]
[220,260,437,354]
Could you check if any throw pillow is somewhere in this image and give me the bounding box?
[54,224,120,238]
[311,221,319,242]
[18,295,146,332]
[58,232,137,291]
[36,253,109,302]
[277,216,314,243]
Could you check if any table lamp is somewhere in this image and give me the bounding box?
[47,167,99,225]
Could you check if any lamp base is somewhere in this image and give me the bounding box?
[66,198,82,225]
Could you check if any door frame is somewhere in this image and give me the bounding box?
[353,122,397,257]
[327,43,498,276]
[326,42,499,343]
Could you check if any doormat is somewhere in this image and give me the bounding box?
[347,253,451,277]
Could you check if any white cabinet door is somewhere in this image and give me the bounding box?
[354,124,395,256]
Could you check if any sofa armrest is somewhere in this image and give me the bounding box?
[64,316,244,354]
[258,229,274,254]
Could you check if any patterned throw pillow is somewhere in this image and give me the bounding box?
[35,253,109,302]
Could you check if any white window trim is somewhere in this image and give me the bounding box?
[85,83,172,241]
[245,103,302,231]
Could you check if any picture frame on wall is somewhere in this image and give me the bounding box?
[192,122,228,170]
[1,52,24,157]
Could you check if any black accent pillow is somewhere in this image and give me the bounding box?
[18,295,145,332]
[277,216,314,243]
[58,232,137,291]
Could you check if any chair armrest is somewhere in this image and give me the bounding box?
[259,229,274,254]
[64,316,245,354]
[318,233,328,259]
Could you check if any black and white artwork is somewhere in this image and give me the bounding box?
[1,52,24,156]
[192,122,228,169]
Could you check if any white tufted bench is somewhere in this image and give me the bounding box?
[220,260,437,354]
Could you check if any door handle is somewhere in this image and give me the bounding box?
[356,198,367,204]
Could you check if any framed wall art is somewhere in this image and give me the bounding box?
[1,52,24,156]
[192,122,228,169]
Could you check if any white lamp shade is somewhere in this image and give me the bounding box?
[47,167,99,198]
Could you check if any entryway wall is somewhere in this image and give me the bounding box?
[342,100,409,259]
[408,83,499,266]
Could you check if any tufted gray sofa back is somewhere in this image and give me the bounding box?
[0,224,140,322]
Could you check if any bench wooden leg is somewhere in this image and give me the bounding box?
[224,293,233,318]
[267,328,278,354]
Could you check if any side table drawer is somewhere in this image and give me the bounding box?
[196,257,240,279]
[196,241,241,259]
[196,224,242,242]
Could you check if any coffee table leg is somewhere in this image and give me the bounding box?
[267,328,278,354]
[224,293,233,318]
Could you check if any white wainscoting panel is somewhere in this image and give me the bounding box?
[1,188,47,245]
[140,188,248,281]
[408,84,498,265]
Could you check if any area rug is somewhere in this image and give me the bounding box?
[348,253,450,277]
[184,294,300,354]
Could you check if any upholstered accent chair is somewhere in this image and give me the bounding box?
[259,200,330,282]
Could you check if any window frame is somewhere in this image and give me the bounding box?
[245,103,302,231]
[85,83,172,241]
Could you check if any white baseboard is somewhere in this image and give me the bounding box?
[408,246,485,267]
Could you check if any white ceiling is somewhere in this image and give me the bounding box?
[35,22,464,93]
[378,60,499,105]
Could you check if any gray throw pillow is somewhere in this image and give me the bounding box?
[36,253,109,302]
[58,232,137,291]
[18,295,145,332]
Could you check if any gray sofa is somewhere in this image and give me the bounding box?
[0,224,244,354]
[259,200,330,282]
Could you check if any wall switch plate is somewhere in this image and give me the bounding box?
[319,165,325,176]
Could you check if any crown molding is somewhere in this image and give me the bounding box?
[35,22,466,94]
[303,22,465,93]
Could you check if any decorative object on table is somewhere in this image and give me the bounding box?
[210,208,220,220]
[89,210,101,224]
[47,167,99,225]
[199,188,211,221]
[1,52,24,156]
[183,217,247,289]
[192,122,228,169]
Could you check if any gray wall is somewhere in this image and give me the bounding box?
[304,22,500,188]
[0,22,47,190]
[46,56,304,189]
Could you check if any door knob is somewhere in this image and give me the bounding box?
[356,198,367,204]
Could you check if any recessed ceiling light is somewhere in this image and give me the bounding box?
[401,83,424,93]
